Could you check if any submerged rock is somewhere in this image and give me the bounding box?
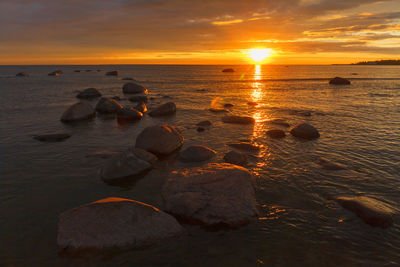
[162,163,257,226]
[290,123,320,140]
[228,142,260,152]
[223,151,247,166]
[222,115,255,124]
[329,77,351,85]
[266,118,290,127]
[209,108,228,113]
[57,197,185,250]
[16,72,28,77]
[106,71,118,76]
[224,103,234,108]
[76,88,102,99]
[60,101,95,122]
[123,82,148,94]
[179,145,216,162]
[33,133,71,142]
[335,196,395,228]
[197,120,212,127]
[247,101,258,106]
[135,124,184,156]
[316,157,347,170]
[266,129,286,138]
[148,102,176,117]
[95,97,123,114]
[197,127,205,132]
[117,107,143,123]
[222,68,235,73]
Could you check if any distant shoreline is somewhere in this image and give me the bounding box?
[350,60,400,65]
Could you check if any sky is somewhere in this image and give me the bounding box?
[0,0,399,65]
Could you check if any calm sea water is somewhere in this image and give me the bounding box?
[0,65,399,266]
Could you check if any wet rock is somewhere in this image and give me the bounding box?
[106,71,118,76]
[135,124,184,156]
[223,151,247,166]
[122,77,135,80]
[316,157,347,170]
[61,101,95,122]
[100,151,151,184]
[209,108,228,113]
[86,150,118,159]
[290,123,320,140]
[128,95,148,103]
[130,147,158,163]
[123,82,148,94]
[224,103,234,108]
[222,115,255,125]
[197,127,205,132]
[57,197,185,250]
[222,68,235,73]
[48,71,60,76]
[228,142,260,152]
[117,107,143,123]
[299,111,312,117]
[266,129,286,138]
[76,88,102,99]
[179,145,216,162]
[74,70,80,72]
[266,118,290,127]
[329,77,351,85]
[162,163,257,226]
[196,120,212,127]
[247,101,258,106]
[33,133,71,142]
[16,72,28,77]
[135,102,147,113]
[335,196,395,228]
[148,102,176,117]
[95,97,123,114]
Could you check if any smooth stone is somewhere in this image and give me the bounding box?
[224,103,234,108]
[329,77,351,85]
[266,129,286,138]
[316,157,347,170]
[86,150,118,159]
[117,107,143,123]
[222,115,255,124]
[335,196,395,228]
[16,72,28,77]
[33,133,71,142]
[266,118,290,127]
[290,123,320,140]
[135,102,147,113]
[247,101,258,106]
[179,145,216,162]
[228,142,260,152]
[95,97,123,114]
[106,71,118,76]
[123,82,148,94]
[129,95,148,103]
[196,120,212,127]
[60,101,95,122]
[135,124,184,156]
[76,88,102,99]
[148,102,176,117]
[100,151,151,184]
[197,127,205,132]
[222,68,235,73]
[209,108,228,113]
[130,147,158,163]
[162,163,257,226]
[57,197,185,250]
[223,151,247,166]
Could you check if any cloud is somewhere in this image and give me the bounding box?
[212,19,243,26]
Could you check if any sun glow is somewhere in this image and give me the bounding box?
[246,48,273,63]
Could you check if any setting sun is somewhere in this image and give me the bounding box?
[246,48,273,63]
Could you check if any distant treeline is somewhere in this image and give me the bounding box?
[352,60,400,65]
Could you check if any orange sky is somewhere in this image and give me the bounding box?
[0,0,399,65]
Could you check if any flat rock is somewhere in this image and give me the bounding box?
[135,124,184,156]
[222,115,255,124]
[228,142,260,152]
[266,129,286,138]
[316,157,347,170]
[209,108,228,113]
[290,123,320,140]
[223,151,247,166]
[266,118,290,127]
[95,97,123,114]
[57,197,185,250]
[149,102,176,117]
[330,77,351,85]
[162,163,257,226]
[335,196,395,228]
[61,101,95,122]
[179,145,216,162]
[123,82,148,94]
[196,120,212,127]
[222,68,235,73]
[33,133,71,142]
[76,88,102,99]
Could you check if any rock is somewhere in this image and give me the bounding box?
[148,102,176,117]
[57,197,185,250]
[95,97,123,114]
[266,118,290,127]
[74,70,80,72]
[329,77,351,85]
[135,102,147,113]
[197,127,205,132]
[222,68,235,73]
[228,142,260,152]
[86,150,118,159]
[209,108,228,113]
[48,71,60,76]
[130,147,158,163]
[33,133,71,142]
[100,151,151,184]
[76,88,102,99]
[122,77,135,80]
[299,111,312,117]
[316,157,347,170]
[135,124,184,156]
[290,123,320,140]
[128,95,148,103]
[222,116,255,125]
[162,163,257,226]
[162,95,172,99]
[196,120,212,127]
[224,103,234,108]
[179,145,216,162]
[16,72,28,77]
[61,101,95,122]
[351,73,358,75]
[266,129,286,138]
[247,101,258,106]
[123,82,148,94]
[223,151,247,166]
[335,196,395,228]
[117,107,143,123]
[106,71,118,76]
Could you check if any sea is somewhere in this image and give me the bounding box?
[0,65,399,266]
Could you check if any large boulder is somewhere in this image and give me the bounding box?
[95,97,123,114]
[228,142,260,152]
[148,102,176,117]
[123,83,148,94]
[329,77,351,85]
[117,107,143,124]
[60,101,95,122]
[162,163,258,226]
[33,133,71,142]
[179,145,216,162]
[223,151,247,166]
[290,123,320,140]
[57,197,185,250]
[100,151,151,184]
[335,196,395,228]
[135,124,184,156]
[222,115,255,124]
[76,88,102,99]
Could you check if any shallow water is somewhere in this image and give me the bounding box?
[0,65,400,266]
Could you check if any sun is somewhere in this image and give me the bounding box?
[246,48,273,63]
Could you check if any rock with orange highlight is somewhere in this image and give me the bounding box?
[60,101,95,122]
[95,97,123,114]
